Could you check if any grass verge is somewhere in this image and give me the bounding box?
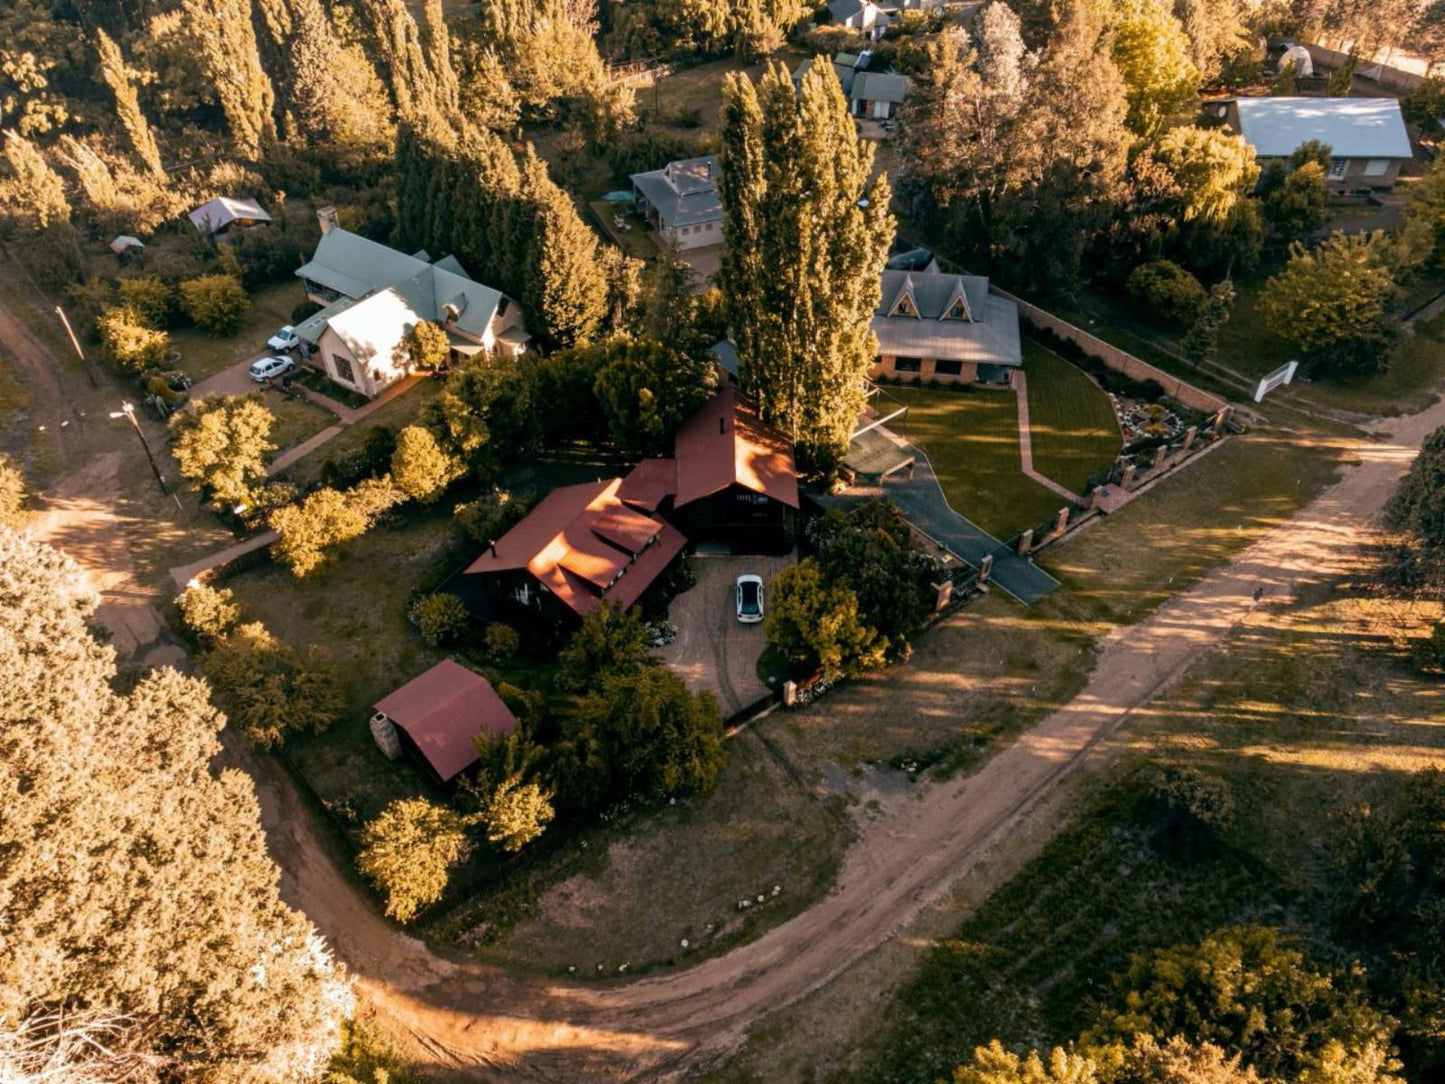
[169,280,307,383]
[1022,340,1121,493]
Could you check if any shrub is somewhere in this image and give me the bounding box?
[178,273,250,335]
[355,798,471,923]
[479,775,555,853]
[408,592,470,646]
[200,622,343,748]
[0,453,25,526]
[483,622,520,660]
[96,305,169,371]
[291,300,323,324]
[269,477,403,577]
[1147,765,1234,852]
[1126,260,1207,325]
[116,276,176,328]
[176,583,240,641]
[455,487,530,544]
[401,319,450,371]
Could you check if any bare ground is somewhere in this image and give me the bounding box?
[11,273,1443,1081]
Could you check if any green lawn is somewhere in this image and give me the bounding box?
[283,379,441,484]
[264,390,336,454]
[170,279,308,384]
[887,386,1065,539]
[1022,340,1122,493]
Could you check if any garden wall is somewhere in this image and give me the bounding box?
[990,285,1229,415]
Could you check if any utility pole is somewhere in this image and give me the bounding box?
[55,305,100,387]
[111,402,182,510]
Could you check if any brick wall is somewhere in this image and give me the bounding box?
[991,286,1229,414]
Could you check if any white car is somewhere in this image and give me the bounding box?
[266,325,300,352]
[249,355,295,383]
[735,574,764,624]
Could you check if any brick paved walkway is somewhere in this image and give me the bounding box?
[1010,370,1082,504]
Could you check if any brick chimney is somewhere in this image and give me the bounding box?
[316,205,339,235]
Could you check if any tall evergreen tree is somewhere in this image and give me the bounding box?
[521,149,608,346]
[0,528,352,1079]
[718,62,894,467]
[284,0,394,151]
[181,0,277,159]
[0,130,70,231]
[363,0,460,123]
[94,29,163,176]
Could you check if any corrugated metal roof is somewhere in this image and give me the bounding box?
[188,196,271,233]
[373,660,515,782]
[853,71,910,104]
[296,229,432,300]
[1234,97,1411,159]
[630,158,723,228]
[672,387,800,510]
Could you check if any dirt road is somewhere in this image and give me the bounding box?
[13,275,1442,1081]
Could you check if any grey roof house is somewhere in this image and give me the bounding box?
[630,155,723,251]
[1224,96,1412,190]
[293,207,528,399]
[828,0,891,40]
[869,270,1022,385]
[792,51,911,120]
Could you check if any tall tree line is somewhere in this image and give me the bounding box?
[718,61,894,468]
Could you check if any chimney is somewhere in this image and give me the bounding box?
[489,539,498,557]
[317,205,339,235]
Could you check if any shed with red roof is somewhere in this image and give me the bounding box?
[372,659,516,784]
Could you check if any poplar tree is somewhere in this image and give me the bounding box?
[0,131,70,231]
[718,62,894,468]
[94,29,162,176]
[181,0,277,159]
[285,0,393,151]
[0,529,352,1079]
[362,0,459,123]
[522,150,608,347]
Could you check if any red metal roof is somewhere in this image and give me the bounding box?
[616,457,677,511]
[373,659,515,782]
[463,478,687,616]
[672,387,799,510]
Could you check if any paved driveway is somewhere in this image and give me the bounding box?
[657,551,796,718]
[190,354,272,399]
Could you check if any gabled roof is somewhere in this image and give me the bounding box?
[852,71,910,105]
[188,196,271,233]
[1233,97,1412,159]
[887,275,920,317]
[373,659,515,783]
[463,478,687,616]
[672,387,800,510]
[829,0,869,19]
[873,270,1022,367]
[296,228,432,300]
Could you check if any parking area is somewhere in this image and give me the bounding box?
[188,352,277,398]
[657,551,796,719]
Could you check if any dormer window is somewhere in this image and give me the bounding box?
[888,277,920,318]
[940,281,974,322]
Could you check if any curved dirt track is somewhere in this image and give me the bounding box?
[246,398,1443,1082]
[13,285,1441,1082]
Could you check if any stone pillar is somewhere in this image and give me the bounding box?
[1212,405,1232,431]
[1153,444,1168,471]
[1120,463,1137,490]
[932,579,954,611]
[1052,506,1070,539]
[1181,425,1198,453]
[978,553,993,586]
[783,680,798,707]
[1088,487,1103,511]
[1016,528,1033,556]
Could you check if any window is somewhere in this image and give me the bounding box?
[1364,158,1390,177]
[705,221,715,231]
[890,293,918,318]
[934,359,964,377]
[894,357,922,373]
[1328,158,1348,180]
[943,296,972,322]
[330,353,356,384]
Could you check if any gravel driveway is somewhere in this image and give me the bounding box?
[658,551,796,718]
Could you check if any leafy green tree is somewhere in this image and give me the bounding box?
[356,798,471,924]
[0,130,69,231]
[270,480,403,577]
[1264,161,1328,238]
[169,393,277,511]
[557,603,654,691]
[719,61,894,468]
[1172,0,1250,84]
[178,273,251,335]
[0,529,352,1079]
[1259,231,1401,372]
[94,29,162,176]
[1089,924,1399,1083]
[0,453,24,526]
[1147,125,1260,227]
[408,592,471,645]
[766,558,887,679]
[1387,425,1445,546]
[570,666,726,800]
[521,151,610,346]
[1099,1034,1263,1083]
[953,1041,1099,1083]
[96,304,169,370]
[1290,140,1334,172]
[593,336,715,455]
[1127,260,1207,324]
[177,582,241,642]
[455,485,530,544]
[480,774,555,852]
[201,621,344,748]
[283,0,394,155]
[1181,279,1236,372]
[390,424,464,503]
[1112,0,1201,139]
[424,350,542,473]
[1147,764,1235,852]
[811,499,934,658]
[402,319,451,371]
[1400,154,1445,270]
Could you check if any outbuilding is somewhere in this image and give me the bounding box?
[1224,97,1412,191]
[371,659,516,784]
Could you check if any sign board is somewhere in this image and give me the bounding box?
[1254,360,1298,403]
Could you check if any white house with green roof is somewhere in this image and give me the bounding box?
[293,207,528,398]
